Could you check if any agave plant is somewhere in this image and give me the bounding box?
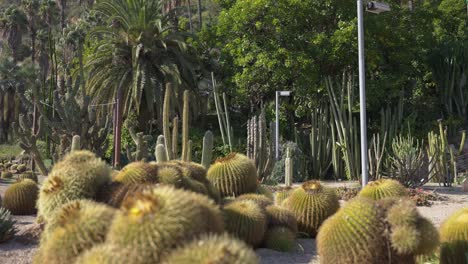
[0,207,17,243]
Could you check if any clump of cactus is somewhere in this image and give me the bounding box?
[16,164,27,173]
[358,179,407,200]
[439,207,468,264]
[10,164,18,171]
[3,179,38,215]
[283,181,339,237]
[235,193,273,209]
[1,171,13,179]
[256,185,274,200]
[37,151,111,223]
[17,171,38,183]
[36,200,116,264]
[223,200,267,247]
[95,182,153,208]
[74,244,136,264]
[265,205,298,234]
[106,186,224,263]
[0,207,16,243]
[161,233,259,264]
[113,161,158,184]
[274,189,291,206]
[317,197,439,264]
[263,227,296,252]
[207,153,258,198]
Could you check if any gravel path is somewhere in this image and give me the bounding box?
[0,180,466,264]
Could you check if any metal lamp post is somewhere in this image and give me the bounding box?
[275,91,292,160]
[357,0,390,187]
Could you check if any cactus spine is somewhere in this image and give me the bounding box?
[163,83,173,160]
[181,90,190,161]
[201,130,214,168]
[71,135,80,152]
[155,144,168,163]
[285,146,293,186]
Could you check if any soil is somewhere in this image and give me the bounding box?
[0,180,466,264]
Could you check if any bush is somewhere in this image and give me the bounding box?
[268,142,307,184]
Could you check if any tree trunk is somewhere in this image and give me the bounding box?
[197,0,202,30]
[113,88,123,168]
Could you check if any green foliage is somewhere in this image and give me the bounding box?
[223,199,267,247]
[0,144,22,160]
[207,153,258,197]
[161,234,259,264]
[439,207,468,264]
[107,186,224,263]
[3,179,38,215]
[0,207,16,243]
[283,181,339,237]
[359,179,408,200]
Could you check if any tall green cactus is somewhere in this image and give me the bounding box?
[368,132,387,181]
[201,131,214,168]
[181,90,190,161]
[156,144,168,163]
[172,117,178,158]
[285,147,293,186]
[163,83,173,160]
[71,135,80,152]
[309,106,333,179]
[247,109,274,181]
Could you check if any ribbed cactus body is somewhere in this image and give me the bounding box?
[440,207,468,264]
[358,179,407,200]
[3,179,38,215]
[181,90,190,161]
[235,193,273,209]
[201,130,214,169]
[263,227,296,252]
[265,205,298,234]
[284,181,339,237]
[223,200,267,247]
[36,200,116,264]
[18,171,38,183]
[107,186,224,263]
[1,171,13,179]
[161,234,259,264]
[114,161,158,184]
[74,244,137,264]
[207,153,258,197]
[256,185,274,200]
[95,182,153,208]
[274,189,291,206]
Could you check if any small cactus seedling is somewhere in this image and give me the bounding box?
[439,207,468,264]
[3,179,38,215]
[223,200,267,247]
[283,181,339,237]
[107,186,224,263]
[207,153,258,198]
[161,233,259,264]
[0,207,16,243]
[358,179,407,200]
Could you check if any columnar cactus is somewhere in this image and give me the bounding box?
[71,135,81,152]
[181,90,190,161]
[163,83,173,160]
[155,144,168,163]
[207,153,258,197]
[223,200,267,247]
[285,146,293,186]
[358,179,407,200]
[201,130,214,169]
[36,200,116,264]
[161,234,259,264]
[439,207,468,264]
[3,179,38,215]
[106,186,224,263]
[283,181,339,237]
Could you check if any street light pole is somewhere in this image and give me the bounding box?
[275,91,292,160]
[357,0,369,187]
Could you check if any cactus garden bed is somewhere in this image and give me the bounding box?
[0,173,466,264]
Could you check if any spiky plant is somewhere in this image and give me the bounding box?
[235,193,273,208]
[155,164,185,187]
[182,177,208,195]
[263,227,296,252]
[74,244,137,264]
[256,185,274,200]
[161,233,259,264]
[113,161,158,184]
[17,171,38,183]
[3,179,38,215]
[274,188,291,206]
[0,207,16,243]
[317,198,388,263]
[207,153,258,198]
[283,181,339,237]
[106,186,224,263]
[223,200,267,247]
[95,182,154,208]
[439,207,468,264]
[36,200,116,264]
[358,179,407,200]
[265,205,298,234]
[16,164,27,173]
[1,171,13,179]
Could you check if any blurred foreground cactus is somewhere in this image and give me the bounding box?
[439,207,468,264]
[358,179,407,200]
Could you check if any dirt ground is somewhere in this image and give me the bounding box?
[0,180,466,264]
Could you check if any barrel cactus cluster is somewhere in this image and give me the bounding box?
[439,207,468,264]
[358,179,408,200]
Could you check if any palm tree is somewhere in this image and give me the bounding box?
[85,0,200,166]
[0,6,27,62]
